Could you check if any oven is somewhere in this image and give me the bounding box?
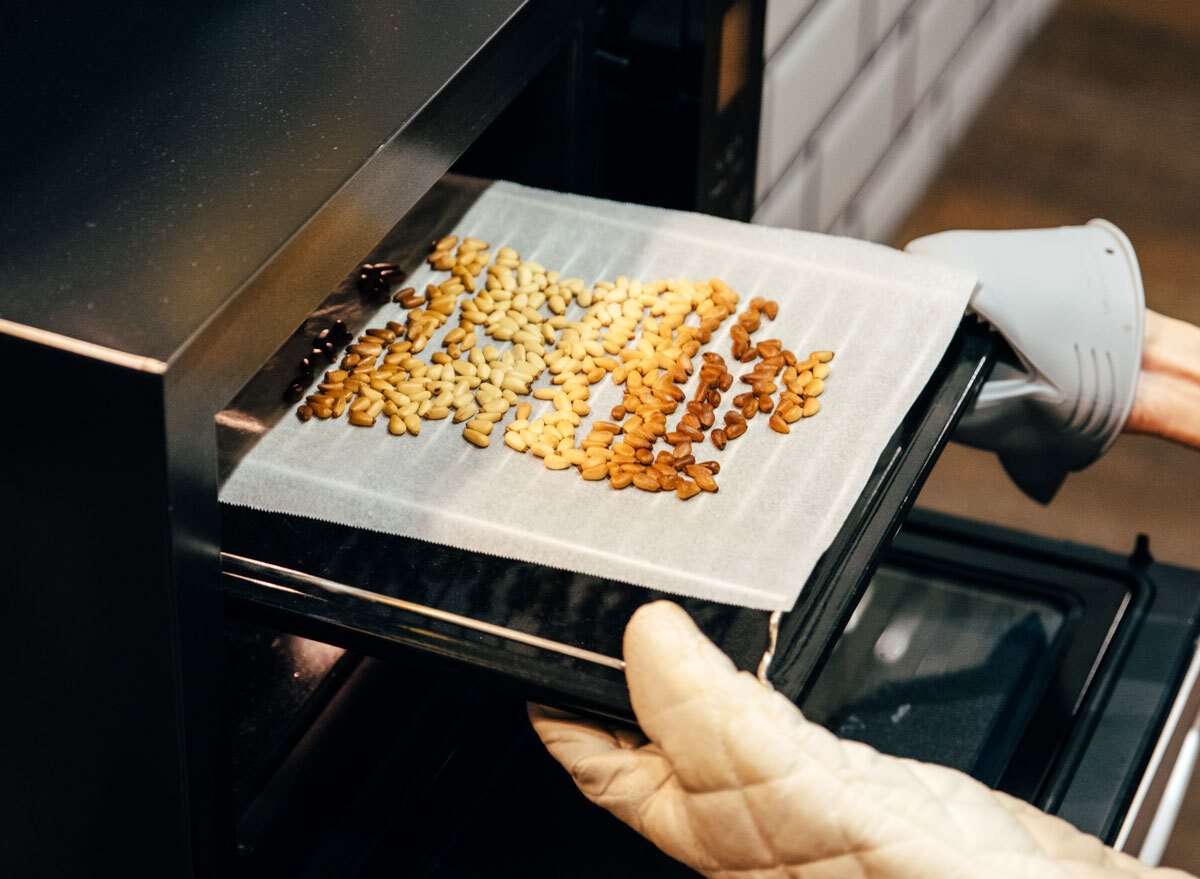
[3,1,1198,876]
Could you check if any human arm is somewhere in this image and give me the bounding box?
[1126,308,1200,449]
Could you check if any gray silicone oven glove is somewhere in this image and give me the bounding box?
[531,600,1190,879]
[905,220,1145,502]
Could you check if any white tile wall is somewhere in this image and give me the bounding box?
[854,94,954,242]
[944,3,1013,141]
[912,0,981,101]
[757,0,862,202]
[754,149,820,229]
[764,0,819,59]
[872,0,912,43]
[755,0,1060,240]
[814,29,904,229]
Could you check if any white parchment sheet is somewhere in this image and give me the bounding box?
[221,182,976,610]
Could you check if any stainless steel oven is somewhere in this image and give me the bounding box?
[3,2,1197,876]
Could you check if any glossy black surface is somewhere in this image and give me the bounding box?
[804,567,1068,781]
[223,617,350,808]
[803,509,1137,801]
[2,4,593,875]
[593,0,764,218]
[0,0,533,359]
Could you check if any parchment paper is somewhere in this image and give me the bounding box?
[220,181,975,610]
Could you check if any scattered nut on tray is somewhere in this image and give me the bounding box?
[293,235,833,500]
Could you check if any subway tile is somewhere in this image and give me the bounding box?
[944,1,1018,140]
[814,30,904,230]
[753,147,820,229]
[856,94,953,243]
[873,0,912,43]
[912,0,980,101]
[760,0,862,194]
[764,0,819,59]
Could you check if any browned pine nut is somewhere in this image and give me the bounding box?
[632,472,660,492]
[610,471,633,489]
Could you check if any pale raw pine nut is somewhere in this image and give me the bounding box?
[453,403,478,423]
[463,427,490,448]
[530,441,553,458]
[388,414,407,435]
[403,413,421,435]
[504,431,528,452]
[581,464,608,480]
[516,401,532,421]
[562,449,587,466]
[466,418,494,435]
[543,453,570,470]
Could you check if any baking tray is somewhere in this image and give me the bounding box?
[218,229,995,716]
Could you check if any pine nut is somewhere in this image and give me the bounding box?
[632,472,660,492]
[463,427,490,448]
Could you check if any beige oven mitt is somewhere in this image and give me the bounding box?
[530,600,1191,879]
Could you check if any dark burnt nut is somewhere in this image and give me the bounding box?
[356,262,405,300]
[283,380,307,404]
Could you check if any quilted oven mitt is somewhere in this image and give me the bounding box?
[530,600,1191,879]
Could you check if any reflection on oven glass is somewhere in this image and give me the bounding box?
[803,565,1065,778]
[225,618,347,791]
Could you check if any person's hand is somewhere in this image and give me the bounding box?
[531,600,1187,879]
[1126,309,1200,449]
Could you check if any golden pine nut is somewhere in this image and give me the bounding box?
[463,428,490,448]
